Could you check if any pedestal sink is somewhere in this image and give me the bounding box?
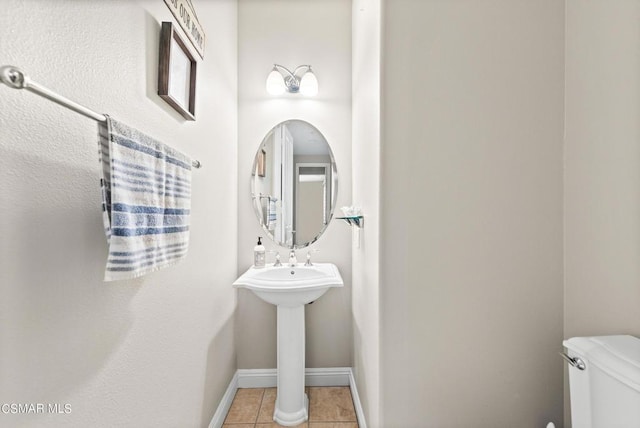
[233,263,343,426]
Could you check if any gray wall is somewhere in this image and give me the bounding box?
[564,0,640,343]
[237,0,353,370]
[0,1,238,427]
[379,1,565,426]
[564,0,640,425]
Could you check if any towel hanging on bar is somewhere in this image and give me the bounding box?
[99,116,193,281]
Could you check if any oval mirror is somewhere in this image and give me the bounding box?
[251,120,338,249]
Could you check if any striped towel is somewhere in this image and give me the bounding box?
[98,116,193,281]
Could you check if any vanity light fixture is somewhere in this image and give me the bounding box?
[266,64,318,96]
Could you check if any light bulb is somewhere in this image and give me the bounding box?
[266,68,285,95]
[299,69,318,96]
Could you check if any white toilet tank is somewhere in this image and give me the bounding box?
[563,335,640,428]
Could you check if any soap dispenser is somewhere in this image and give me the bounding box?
[254,237,266,268]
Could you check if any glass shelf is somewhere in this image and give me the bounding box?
[336,216,364,228]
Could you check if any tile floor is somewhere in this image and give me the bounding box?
[222,386,359,428]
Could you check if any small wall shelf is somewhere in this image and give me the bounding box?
[336,216,364,228]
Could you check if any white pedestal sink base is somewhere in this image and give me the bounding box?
[274,394,308,426]
[274,305,307,426]
[233,264,344,426]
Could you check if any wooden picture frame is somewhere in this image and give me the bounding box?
[258,149,266,177]
[158,22,197,121]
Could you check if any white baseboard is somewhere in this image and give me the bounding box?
[237,367,351,388]
[208,371,238,428]
[237,368,278,388]
[348,368,367,428]
[209,367,367,428]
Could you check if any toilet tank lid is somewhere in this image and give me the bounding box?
[563,335,640,392]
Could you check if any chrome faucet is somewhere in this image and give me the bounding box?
[267,250,282,267]
[304,249,319,266]
[288,250,297,267]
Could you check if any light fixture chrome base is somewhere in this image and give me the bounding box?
[267,64,318,96]
[272,64,311,93]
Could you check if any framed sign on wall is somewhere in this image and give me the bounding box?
[162,0,205,59]
[158,22,197,121]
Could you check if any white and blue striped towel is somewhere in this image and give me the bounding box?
[98,116,193,281]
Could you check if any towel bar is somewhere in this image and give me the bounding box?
[0,65,202,169]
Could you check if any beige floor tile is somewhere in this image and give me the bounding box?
[308,387,356,422]
[224,388,265,424]
[222,425,254,428]
[257,387,277,423]
[309,424,359,428]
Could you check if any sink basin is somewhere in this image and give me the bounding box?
[233,263,343,306]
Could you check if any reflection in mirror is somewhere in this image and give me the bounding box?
[251,120,338,249]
